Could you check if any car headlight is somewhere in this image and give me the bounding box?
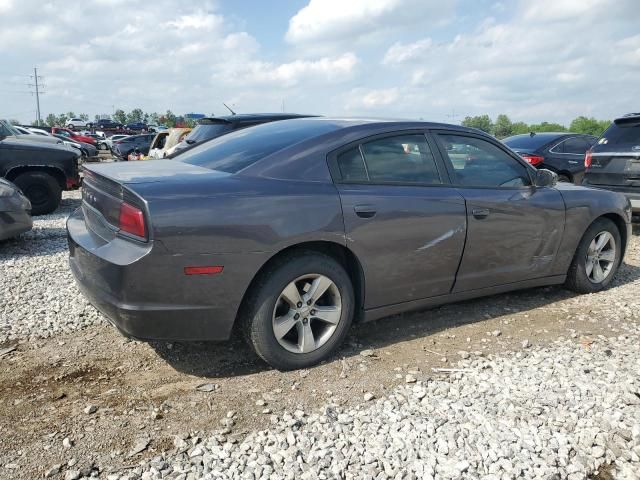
[0,180,17,197]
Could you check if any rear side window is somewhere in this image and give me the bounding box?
[360,134,441,184]
[439,134,531,188]
[555,137,593,154]
[600,123,640,145]
[337,148,368,182]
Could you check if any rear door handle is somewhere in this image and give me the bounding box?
[354,204,376,218]
[472,208,490,219]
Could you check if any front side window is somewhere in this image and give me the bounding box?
[439,134,531,188]
[360,134,441,184]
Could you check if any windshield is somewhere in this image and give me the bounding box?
[185,123,232,143]
[178,119,340,173]
[0,120,22,136]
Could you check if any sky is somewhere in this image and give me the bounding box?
[0,0,638,125]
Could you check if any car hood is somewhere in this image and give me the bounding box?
[85,159,228,184]
[2,136,75,153]
[14,134,61,145]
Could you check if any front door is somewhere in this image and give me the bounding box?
[331,132,467,309]
[433,131,566,292]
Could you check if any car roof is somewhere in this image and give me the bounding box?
[197,113,317,125]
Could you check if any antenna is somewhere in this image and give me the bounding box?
[223,103,236,115]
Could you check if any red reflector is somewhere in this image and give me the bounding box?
[521,154,544,166]
[584,149,593,169]
[184,266,224,275]
[119,202,146,238]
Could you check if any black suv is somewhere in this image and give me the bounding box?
[94,118,123,130]
[503,132,597,184]
[170,113,315,155]
[0,120,81,214]
[584,113,640,214]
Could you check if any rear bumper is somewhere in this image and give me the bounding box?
[66,207,256,341]
[0,209,32,240]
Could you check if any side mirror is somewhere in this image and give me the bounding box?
[535,169,557,187]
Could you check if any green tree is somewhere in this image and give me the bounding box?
[45,114,57,127]
[529,121,566,133]
[569,116,610,136]
[9,119,21,125]
[66,112,76,119]
[510,121,531,135]
[163,110,177,128]
[126,108,144,124]
[149,112,160,125]
[461,114,493,134]
[79,113,89,121]
[58,114,68,126]
[493,114,513,139]
[113,109,127,124]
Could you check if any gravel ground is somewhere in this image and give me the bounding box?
[1,193,639,479]
[109,326,640,480]
[0,191,104,343]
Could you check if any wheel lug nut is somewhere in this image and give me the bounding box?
[307,300,312,306]
[294,313,300,320]
[303,318,308,324]
[297,302,302,308]
[310,309,316,315]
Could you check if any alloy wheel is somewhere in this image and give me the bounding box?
[271,274,342,354]
[585,231,616,283]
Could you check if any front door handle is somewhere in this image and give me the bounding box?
[354,204,376,218]
[472,208,490,219]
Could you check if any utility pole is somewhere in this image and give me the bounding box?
[28,67,44,125]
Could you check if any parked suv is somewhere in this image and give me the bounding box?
[584,113,640,214]
[503,132,597,184]
[0,121,81,214]
[67,118,87,129]
[94,118,123,130]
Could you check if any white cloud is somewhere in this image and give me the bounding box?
[383,38,433,64]
[286,0,455,53]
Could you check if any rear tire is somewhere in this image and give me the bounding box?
[13,171,62,215]
[565,218,621,294]
[242,252,355,370]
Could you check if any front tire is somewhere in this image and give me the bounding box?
[243,252,355,370]
[565,218,621,293]
[13,171,62,215]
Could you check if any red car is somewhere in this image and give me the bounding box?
[51,127,96,145]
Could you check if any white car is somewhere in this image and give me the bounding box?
[105,134,130,149]
[26,127,52,136]
[67,118,87,129]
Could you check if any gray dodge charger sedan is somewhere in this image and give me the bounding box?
[67,118,632,370]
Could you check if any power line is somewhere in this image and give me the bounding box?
[27,67,45,126]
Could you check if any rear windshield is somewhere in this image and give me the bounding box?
[600,122,640,145]
[502,134,558,150]
[185,123,232,143]
[178,120,340,173]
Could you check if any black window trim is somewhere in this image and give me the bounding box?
[430,128,538,190]
[327,129,451,187]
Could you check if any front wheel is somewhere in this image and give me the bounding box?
[243,252,354,370]
[565,218,622,293]
[13,171,62,215]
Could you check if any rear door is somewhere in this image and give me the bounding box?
[432,131,566,292]
[330,131,467,308]
[546,136,596,179]
[587,119,640,188]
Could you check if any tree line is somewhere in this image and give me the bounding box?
[461,114,611,139]
[37,109,205,128]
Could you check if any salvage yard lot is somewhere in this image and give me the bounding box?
[1,192,639,479]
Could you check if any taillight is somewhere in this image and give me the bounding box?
[584,149,593,169]
[521,154,544,166]
[118,202,146,238]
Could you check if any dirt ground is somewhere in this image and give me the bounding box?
[1,223,639,478]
